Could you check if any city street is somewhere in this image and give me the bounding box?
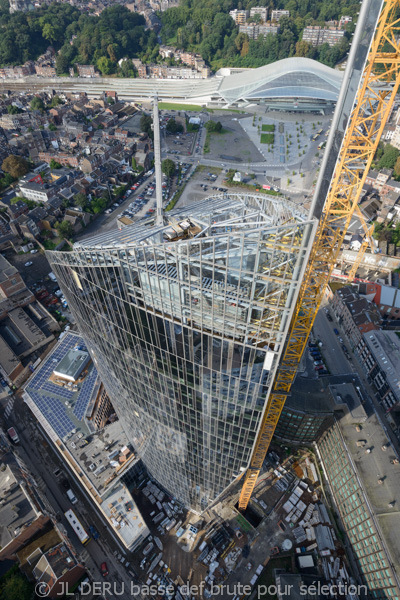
[316,301,400,457]
[3,396,140,600]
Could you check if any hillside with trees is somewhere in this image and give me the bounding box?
[0,2,157,73]
[160,0,360,69]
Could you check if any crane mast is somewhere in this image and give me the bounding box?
[239,0,400,510]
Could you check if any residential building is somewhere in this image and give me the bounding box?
[339,15,353,28]
[0,448,51,560]
[356,330,400,411]
[229,9,249,24]
[331,286,381,348]
[35,64,56,77]
[302,26,345,47]
[239,23,280,39]
[0,255,26,299]
[9,0,34,13]
[249,6,268,22]
[76,64,97,78]
[30,542,85,598]
[18,181,56,203]
[390,124,400,149]
[317,409,400,599]
[47,194,317,513]
[0,112,31,130]
[271,9,290,21]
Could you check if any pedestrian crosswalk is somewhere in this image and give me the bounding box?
[4,397,14,419]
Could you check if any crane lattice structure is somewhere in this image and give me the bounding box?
[347,206,376,281]
[239,0,400,510]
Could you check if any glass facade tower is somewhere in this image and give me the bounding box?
[48,194,316,513]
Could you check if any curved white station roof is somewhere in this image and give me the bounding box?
[218,57,343,103]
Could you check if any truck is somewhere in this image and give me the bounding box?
[7,427,19,444]
[48,272,57,282]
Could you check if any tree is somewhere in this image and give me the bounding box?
[0,572,33,600]
[394,156,400,178]
[140,114,153,135]
[131,157,137,170]
[97,56,115,75]
[106,96,115,105]
[56,220,74,239]
[49,159,62,169]
[49,95,63,108]
[2,155,30,179]
[49,123,57,131]
[378,144,400,170]
[162,158,175,178]
[74,192,88,210]
[42,23,57,44]
[30,96,45,111]
[205,120,222,133]
[7,105,21,115]
[166,118,183,134]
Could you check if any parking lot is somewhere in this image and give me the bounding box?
[176,166,227,208]
[4,248,53,288]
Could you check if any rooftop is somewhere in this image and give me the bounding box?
[52,348,90,381]
[33,543,77,590]
[24,332,101,439]
[339,411,400,578]
[363,330,400,401]
[73,192,308,250]
[0,454,40,551]
[102,481,149,551]
[65,421,138,496]
[0,335,20,376]
[0,255,19,285]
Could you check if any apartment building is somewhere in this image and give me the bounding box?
[249,6,268,22]
[229,9,249,24]
[271,9,290,21]
[356,330,400,411]
[302,26,346,47]
[239,23,280,39]
[76,64,97,78]
[331,286,381,348]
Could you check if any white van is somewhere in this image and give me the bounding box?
[66,489,78,504]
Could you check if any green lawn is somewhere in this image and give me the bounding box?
[260,133,275,144]
[159,102,204,111]
[262,124,275,132]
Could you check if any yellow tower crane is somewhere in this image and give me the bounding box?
[239,0,400,511]
[347,206,375,281]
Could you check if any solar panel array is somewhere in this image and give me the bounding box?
[29,390,76,439]
[73,368,98,420]
[29,335,77,391]
[25,334,99,440]
[42,381,75,399]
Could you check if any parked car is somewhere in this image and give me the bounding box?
[327,313,333,322]
[100,562,109,577]
[314,360,324,366]
[342,344,348,353]
[315,365,324,371]
[318,369,329,375]
[333,328,339,335]
[24,261,33,267]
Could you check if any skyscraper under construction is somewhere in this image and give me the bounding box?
[48,194,316,512]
